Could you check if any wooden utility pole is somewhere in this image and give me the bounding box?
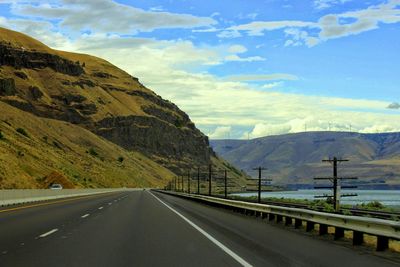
[187,169,191,194]
[208,164,212,196]
[224,169,228,199]
[197,167,200,195]
[315,157,358,212]
[252,167,268,203]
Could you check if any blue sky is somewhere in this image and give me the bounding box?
[0,0,400,138]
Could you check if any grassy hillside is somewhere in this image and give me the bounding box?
[211,132,400,188]
[0,100,175,189]
[0,27,247,188]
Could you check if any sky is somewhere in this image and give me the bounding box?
[0,0,399,139]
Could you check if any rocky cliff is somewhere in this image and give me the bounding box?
[0,27,245,189]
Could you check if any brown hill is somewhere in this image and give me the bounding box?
[211,132,400,189]
[0,27,246,188]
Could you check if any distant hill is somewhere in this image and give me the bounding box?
[211,132,400,189]
[0,27,246,188]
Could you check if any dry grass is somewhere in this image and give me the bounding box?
[0,102,175,188]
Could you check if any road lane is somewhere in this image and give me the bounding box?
[152,191,400,267]
[0,190,398,267]
[0,190,240,267]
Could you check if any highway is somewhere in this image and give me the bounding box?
[0,190,398,267]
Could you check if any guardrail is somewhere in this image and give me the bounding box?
[158,190,400,251]
[0,188,136,207]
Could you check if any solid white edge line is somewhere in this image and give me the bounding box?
[39,228,58,238]
[98,207,104,210]
[81,214,90,218]
[148,191,252,267]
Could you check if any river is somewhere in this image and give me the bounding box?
[234,190,400,207]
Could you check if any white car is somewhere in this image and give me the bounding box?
[49,184,63,190]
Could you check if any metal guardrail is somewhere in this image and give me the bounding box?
[232,198,400,220]
[159,190,400,251]
[0,188,137,206]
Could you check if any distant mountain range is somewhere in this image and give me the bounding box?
[211,132,400,189]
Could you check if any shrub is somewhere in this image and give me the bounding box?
[88,148,98,157]
[16,127,29,137]
[364,201,384,209]
[0,131,4,140]
[117,156,124,163]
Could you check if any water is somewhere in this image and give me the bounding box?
[234,190,400,207]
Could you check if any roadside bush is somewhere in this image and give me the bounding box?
[0,131,4,140]
[362,201,384,209]
[117,156,124,163]
[16,127,29,137]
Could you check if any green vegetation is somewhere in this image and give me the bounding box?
[117,156,124,163]
[88,148,99,157]
[230,195,398,216]
[0,130,4,140]
[16,127,29,137]
[360,201,384,209]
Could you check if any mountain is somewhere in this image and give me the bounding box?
[211,132,400,189]
[0,27,245,188]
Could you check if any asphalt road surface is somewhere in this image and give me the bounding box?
[0,190,398,267]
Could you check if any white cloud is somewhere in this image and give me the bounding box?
[208,126,232,139]
[10,0,217,34]
[224,54,266,62]
[228,0,400,46]
[229,20,318,36]
[217,30,242,38]
[262,82,282,89]
[2,1,400,139]
[314,0,351,10]
[224,74,299,82]
[228,44,247,54]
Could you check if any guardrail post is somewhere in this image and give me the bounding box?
[276,214,283,223]
[294,219,302,229]
[334,227,345,240]
[376,236,389,251]
[268,213,275,221]
[319,224,328,235]
[353,231,364,245]
[306,221,315,232]
[285,217,292,226]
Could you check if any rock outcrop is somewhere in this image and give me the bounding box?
[0,42,84,76]
[0,27,226,176]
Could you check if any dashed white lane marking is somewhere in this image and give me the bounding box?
[148,191,252,267]
[98,206,104,210]
[108,202,112,205]
[39,228,58,238]
[81,214,90,218]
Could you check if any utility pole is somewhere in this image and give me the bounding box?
[314,157,358,212]
[174,177,177,191]
[197,167,200,195]
[187,169,191,194]
[208,164,212,196]
[224,169,228,199]
[252,167,267,203]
